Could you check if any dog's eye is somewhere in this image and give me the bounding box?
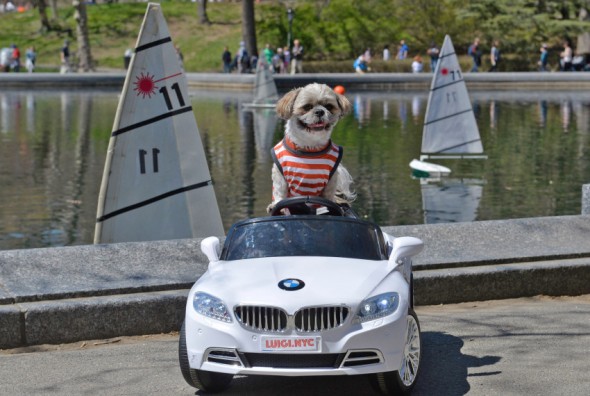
[303,104,313,111]
[325,104,334,111]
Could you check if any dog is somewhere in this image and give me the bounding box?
[268,83,355,213]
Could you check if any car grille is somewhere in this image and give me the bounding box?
[234,305,350,332]
[234,305,289,332]
[242,353,343,369]
[295,306,349,332]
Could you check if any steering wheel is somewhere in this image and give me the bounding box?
[270,196,345,217]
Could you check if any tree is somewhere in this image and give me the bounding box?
[35,0,52,32]
[197,0,210,25]
[73,0,94,72]
[49,0,59,20]
[242,0,258,57]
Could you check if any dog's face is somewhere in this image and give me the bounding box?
[276,83,351,150]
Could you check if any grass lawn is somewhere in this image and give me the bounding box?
[0,2,243,72]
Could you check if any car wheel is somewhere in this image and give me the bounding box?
[373,309,421,395]
[178,321,233,392]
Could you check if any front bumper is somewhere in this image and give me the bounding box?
[184,301,409,377]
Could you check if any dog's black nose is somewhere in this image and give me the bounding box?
[315,109,325,117]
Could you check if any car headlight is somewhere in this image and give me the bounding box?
[354,292,399,323]
[193,292,232,323]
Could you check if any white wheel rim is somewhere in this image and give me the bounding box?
[399,314,420,386]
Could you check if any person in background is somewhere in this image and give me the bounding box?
[291,39,303,74]
[489,40,501,72]
[411,55,423,73]
[427,41,439,71]
[10,44,20,72]
[282,46,290,72]
[538,43,549,71]
[364,47,372,64]
[236,41,249,73]
[263,43,273,69]
[123,48,133,69]
[383,45,390,61]
[222,46,232,73]
[272,47,284,73]
[468,37,482,72]
[560,40,573,71]
[397,39,408,60]
[174,44,184,72]
[353,54,368,74]
[25,46,36,73]
[60,40,70,74]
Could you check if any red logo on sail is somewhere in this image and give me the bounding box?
[133,72,158,98]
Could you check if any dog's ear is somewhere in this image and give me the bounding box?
[276,88,301,120]
[336,93,352,117]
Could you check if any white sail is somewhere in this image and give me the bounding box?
[422,35,483,154]
[94,3,224,244]
[243,61,278,108]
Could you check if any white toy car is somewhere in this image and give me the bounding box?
[179,197,424,394]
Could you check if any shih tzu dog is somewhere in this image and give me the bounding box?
[268,83,355,212]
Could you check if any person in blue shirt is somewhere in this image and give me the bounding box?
[538,44,549,71]
[397,40,408,60]
[353,54,368,73]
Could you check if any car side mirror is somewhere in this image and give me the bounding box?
[201,236,220,263]
[387,237,423,272]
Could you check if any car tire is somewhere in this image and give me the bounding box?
[372,309,421,395]
[178,321,233,392]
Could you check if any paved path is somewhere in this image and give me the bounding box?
[3,71,590,91]
[2,295,589,395]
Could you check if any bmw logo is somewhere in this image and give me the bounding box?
[278,278,305,291]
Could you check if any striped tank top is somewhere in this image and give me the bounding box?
[271,137,343,198]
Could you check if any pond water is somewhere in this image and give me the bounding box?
[1,88,589,250]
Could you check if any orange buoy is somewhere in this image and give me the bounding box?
[334,85,346,95]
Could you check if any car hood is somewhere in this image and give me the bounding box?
[195,256,393,312]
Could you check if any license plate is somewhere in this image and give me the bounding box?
[261,336,321,352]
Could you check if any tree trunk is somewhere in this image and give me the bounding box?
[49,0,59,20]
[73,0,94,72]
[197,0,210,25]
[578,8,590,55]
[242,0,258,57]
[36,0,52,32]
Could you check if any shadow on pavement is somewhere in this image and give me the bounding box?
[413,331,501,395]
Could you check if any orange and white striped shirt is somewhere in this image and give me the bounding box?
[272,137,343,197]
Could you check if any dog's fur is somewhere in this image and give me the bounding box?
[269,83,355,211]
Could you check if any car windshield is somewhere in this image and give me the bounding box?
[221,216,386,261]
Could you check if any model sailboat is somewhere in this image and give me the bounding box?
[94,3,224,244]
[410,35,485,177]
[242,60,279,108]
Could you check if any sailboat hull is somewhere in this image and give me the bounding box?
[409,159,451,177]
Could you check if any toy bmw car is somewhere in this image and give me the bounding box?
[179,197,424,394]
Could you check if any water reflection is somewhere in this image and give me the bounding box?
[1,89,590,250]
[420,178,484,224]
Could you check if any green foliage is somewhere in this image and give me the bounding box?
[1,0,589,72]
[257,0,400,60]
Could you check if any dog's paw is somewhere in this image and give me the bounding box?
[266,203,275,214]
